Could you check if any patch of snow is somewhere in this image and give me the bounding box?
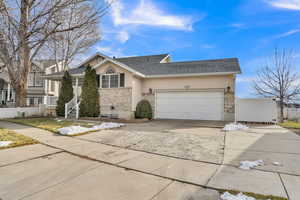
[58,126,90,135]
[223,123,249,131]
[0,141,12,147]
[273,161,281,166]
[92,122,124,130]
[239,160,264,170]
[220,192,257,200]
[58,122,124,135]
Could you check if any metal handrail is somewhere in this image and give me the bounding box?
[65,96,80,119]
[65,96,76,119]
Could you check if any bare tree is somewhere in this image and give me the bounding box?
[253,48,300,122]
[0,0,108,106]
[41,2,102,71]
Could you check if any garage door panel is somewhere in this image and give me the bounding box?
[155,91,224,120]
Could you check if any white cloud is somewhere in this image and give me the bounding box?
[236,76,255,83]
[95,46,125,57]
[274,29,300,38]
[116,30,130,43]
[267,0,300,10]
[199,44,215,49]
[105,0,195,31]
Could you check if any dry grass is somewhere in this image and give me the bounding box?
[280,121,300,129]
[4,118,94,134]
[0,128,38,149]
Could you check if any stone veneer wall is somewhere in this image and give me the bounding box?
[99,88,133,119]
[224,91,235,121]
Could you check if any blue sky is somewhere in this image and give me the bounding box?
[91,0,300,97]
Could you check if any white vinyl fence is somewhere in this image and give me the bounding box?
[0,106,44,118]
[284,107,300,120]
[236,98,278,123]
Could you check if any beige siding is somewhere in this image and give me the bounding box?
[45,63,64,97]
[95,62,134,88]
[132,76,142,111]
[141,75,235,93]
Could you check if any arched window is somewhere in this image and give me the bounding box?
[106,67,115,74]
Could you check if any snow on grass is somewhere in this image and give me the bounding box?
[220,192,256,200]
[223,123,249,131]
[0,141,12,147]
[272,161,281,166]
[239,160,264,170]
[58,122,124,135]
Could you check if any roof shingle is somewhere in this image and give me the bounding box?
[44,54,241,78]
[118,57,241,76]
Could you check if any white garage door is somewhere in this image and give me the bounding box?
[155,91,224,120]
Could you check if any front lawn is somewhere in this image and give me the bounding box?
[4,118,94,134]
[280,121,300,129]
[0,128,38,149]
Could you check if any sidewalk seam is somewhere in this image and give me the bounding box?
[278,173,290,200]
[148,180,174,200]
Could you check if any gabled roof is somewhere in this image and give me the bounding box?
[122,58,241,77]
[115,54,169,66]
[43,52,241,79]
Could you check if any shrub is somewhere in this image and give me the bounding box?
[135,100,152,119]
[56,71,73,116]
[79,65,100,117]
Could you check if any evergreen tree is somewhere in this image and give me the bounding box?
[79,65,100,117]
[56,71,74,116]
[135,100,153,119]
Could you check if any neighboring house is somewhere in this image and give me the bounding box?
[0,60,62,106]
[44,52,241,121]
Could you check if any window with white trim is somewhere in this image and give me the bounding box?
[100,67,125,88]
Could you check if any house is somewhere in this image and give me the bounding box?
[0,60,62,106]
[44,53,241,121]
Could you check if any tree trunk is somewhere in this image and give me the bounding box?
[14,0,30,107]
[279,99,284,123]
[14,83,27,107]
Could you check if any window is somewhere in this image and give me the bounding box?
[101,75,109,88]
[28,73,34,86]
[120,73,125,87]
[28,72,44,87]
[29,97,34,106]
[110,74,119,88]
[35,73,43,86]
[100,73,125,88]
[50,80,55,92]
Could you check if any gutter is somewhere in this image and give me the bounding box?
[143,71,241,78]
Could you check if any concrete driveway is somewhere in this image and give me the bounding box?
[78,120,226,164]
[1,120,300,199]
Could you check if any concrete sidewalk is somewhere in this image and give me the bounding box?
[0,121,298,199]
